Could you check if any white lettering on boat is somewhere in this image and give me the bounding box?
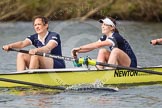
[114,70,138,77]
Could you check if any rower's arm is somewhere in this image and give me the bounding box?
[78,41,112,53]
[34,40,57,53]
[3,39,31,51]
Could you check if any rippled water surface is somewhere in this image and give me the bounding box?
[0,20,162,108]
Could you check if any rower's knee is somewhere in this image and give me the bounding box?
[17,53,26,59]
[98,48,108,54]
[17,52,30,62]
[111,48,120,56]
[31,55,40,61]
[98,48,109,58]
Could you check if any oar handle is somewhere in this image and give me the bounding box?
[8,48,44,56]
[8,48,29,54]
[0,78,66,90]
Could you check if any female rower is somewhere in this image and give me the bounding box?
[3,16,65,71]
[71,17,137,69]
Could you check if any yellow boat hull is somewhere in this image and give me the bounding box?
[0,67,162,87]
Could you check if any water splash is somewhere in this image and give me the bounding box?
[66,80,119,92]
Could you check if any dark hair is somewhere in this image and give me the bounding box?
[108,17,119,33]
[32,16,48,25]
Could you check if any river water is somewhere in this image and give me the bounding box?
[0,19,162,108]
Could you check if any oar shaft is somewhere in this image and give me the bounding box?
[77,58,162,75]
[9,48,29,54]
[0,78,66,90]
[8,48,75,61]
[96,62,162,75]
[7,48,162,75]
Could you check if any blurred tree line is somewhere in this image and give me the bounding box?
[0,0,162,22]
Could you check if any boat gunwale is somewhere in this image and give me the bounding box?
[0,68,111,75]
[0,66,162,75]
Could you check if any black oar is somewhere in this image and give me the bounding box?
[7,48,162,75]
[96,62,162,75]
[77,58,162,75]
[8,48,75,61]
[0,78,118,92]
[0,78,66,90]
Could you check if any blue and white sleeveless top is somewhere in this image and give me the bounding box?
[99,32,137,67]
[27,31,65,68]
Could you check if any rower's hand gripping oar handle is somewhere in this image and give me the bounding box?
[3,48,75,61]
[7,48,44,56]
[8,48,29,54]
[2,47,27,53]
[4,48,80,67]
[150,40,162,45]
